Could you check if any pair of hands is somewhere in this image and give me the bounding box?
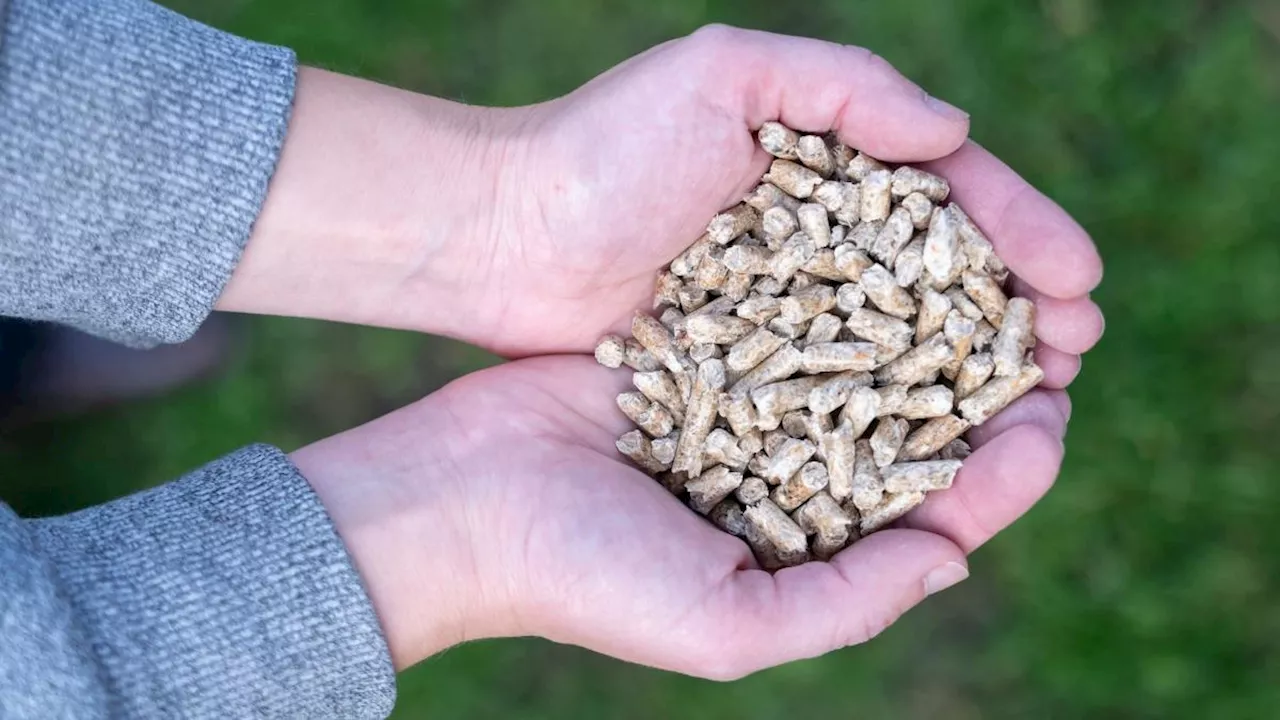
[218,25,1104,677]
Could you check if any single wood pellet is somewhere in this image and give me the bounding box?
[594,124,1043,570]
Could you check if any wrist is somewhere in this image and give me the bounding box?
[289,395,517,669]
[216,67,534,342]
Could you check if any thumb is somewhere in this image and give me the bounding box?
[687,24,970,162]
[697,528,967,680]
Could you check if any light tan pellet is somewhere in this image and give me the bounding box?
[794,491,854,560]
[747,452,772,479]
[875,384,908,417]
[671,359,726,477]
[763,159,824,199]
[812,180,846,213]
[898,386,956,419]
[616,392,677,437]
[752,376,829,431]
[830,141,855,178]
[761,206,800,246]
[735,476,770,505]
[770,232,816,283]
[788,271,820,294]
[678,286,708,313]
[726,327,786,373]
[780,284,837,324]
[875,332,953,387]
[916,289,952,341]
[744,498,810,567]
[763,428,791,456]
[737,428,765,456]
[744,182,797,213]
[632,313,693,375]
[773,461,829,511]
[840,386,882,439]
[848,219,882,251]
[654,271,683,309]
[762,438,817,486]
[617,429,670,474]
[722,244,774,276]
[891,166,950,202]
[689,343,719,363]
[687,466,745,514]
[758,122,799,159]
[941,309,979,378]
[808,370,873,414]
[793,202,834,245]
[939,438,972,461]
[594,334,627,368]
[767,316,808,341]
[972,319,997,352]
[962,270,1009,328]
[736,296,782,325]
[833,183,862,226]
[623,339,663,372]
[883,460,963,493]
[821,422,857,504]
[894,236,925,287]
[860,491,926,534]
[718,389,758,437]
[684,314,757,345]
[951,203,1007,280]
[923,204,961,288]
[803,313,843,348]
[705,428,750,470]
[692,249,730,292]
[780,410,811,440]
[870,417,909,467]
[860,169,893,221]
[687,295,738,318]
[898,414,971,461]
[796,135,835,177]
[945,287,985,323]
[669,233,712,278]
[632,370,685,422]
[992,297,1036,377]
[800,249,845,282]
[851,439,885,513]
[722,271,753,301]
[834,283,865,315]
[954,352,996,400]
[870,207,915,268]
[847,152,887,181]
[652,433,679,467]
[707,203,759,245]
[957,362,1045,425]
[860,264,917,320]
[833,244,873,282]
[743,518,785,571]
[709,499,748,537]
[901,192,934,230]
[800,342,878,374]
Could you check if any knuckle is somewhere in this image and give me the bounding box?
[689,23,741,50]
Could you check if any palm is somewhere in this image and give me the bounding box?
[433,354,1068,677]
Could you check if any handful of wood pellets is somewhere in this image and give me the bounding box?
[593,122,1041,570]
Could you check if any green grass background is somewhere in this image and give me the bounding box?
[4,0,1279,717]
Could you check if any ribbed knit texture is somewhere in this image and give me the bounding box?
[0,1,399,716]
[0,0,295,347]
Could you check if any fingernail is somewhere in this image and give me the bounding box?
[925,94,969,122]
[924,561,969,596]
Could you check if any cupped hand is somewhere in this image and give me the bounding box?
[296,354,1070,678]
[474,25,1104,386]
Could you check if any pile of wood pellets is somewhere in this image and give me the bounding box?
[593,122,1041,570]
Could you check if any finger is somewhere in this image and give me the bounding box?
[1033,342,1082,389]
[1010,277,1105,354]
[699,529,965,679]
[903,423,1064,553]
[922,141,1103,299]
[965,389,1069,449]
[690,25,970,162]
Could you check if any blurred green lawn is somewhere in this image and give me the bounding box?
[4,0,1279,717]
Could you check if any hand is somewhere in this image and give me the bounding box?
[218,26,1104,386]
[293,354,1071,678]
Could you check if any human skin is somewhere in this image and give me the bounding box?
[218,25,1103,677]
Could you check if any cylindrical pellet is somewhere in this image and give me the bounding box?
[800,342,878,374]
[758,122,799,159]
[898,386,955,419]
[860,264,917,320]
[744,499,810,567]
[780,284,837,324]
[898,414,971,461]
[839,386,882,439]
[752,376,829,431]
[726,327,786,373]
[924,203,961,286]
[992,297,1036,377]
[632,370,686,422]
[796,135,835,177]
[955,352,996,400]
[762,438,817,485]
[860,491,926,534]
[671,359,726,477]
[735,476,769,505]
[769,232,816,283]
[882,460,963,493]
[891,166,950,202]
[902,192,934,230]
[875,332,953,387]
[916,288,952,341]
[763,159,824,199]
[684,314,758,345]
[729,343,803,395]
[870,417,909,467]
[821,422,857,504]
[851,439,884,513]
[834,244,873,281]
[859,169,892,221]
[632,313,693,375]
[687,466,745,514]
[761,205,799,245]
[616,391,677,437]
[594,334,626,368]
[772,461,829,511]
[894,236,924,287]
[957,362,1045,425]
[870,206,915,268]
[705,428,749,470]
[707,203,759,245]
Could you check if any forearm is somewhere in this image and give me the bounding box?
[3,446,394,718]
[215,68,532,345]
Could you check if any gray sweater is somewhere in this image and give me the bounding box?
[1,0,397,716]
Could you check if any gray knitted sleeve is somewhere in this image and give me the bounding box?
[0,0,294,347]
[0,0,399,717]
